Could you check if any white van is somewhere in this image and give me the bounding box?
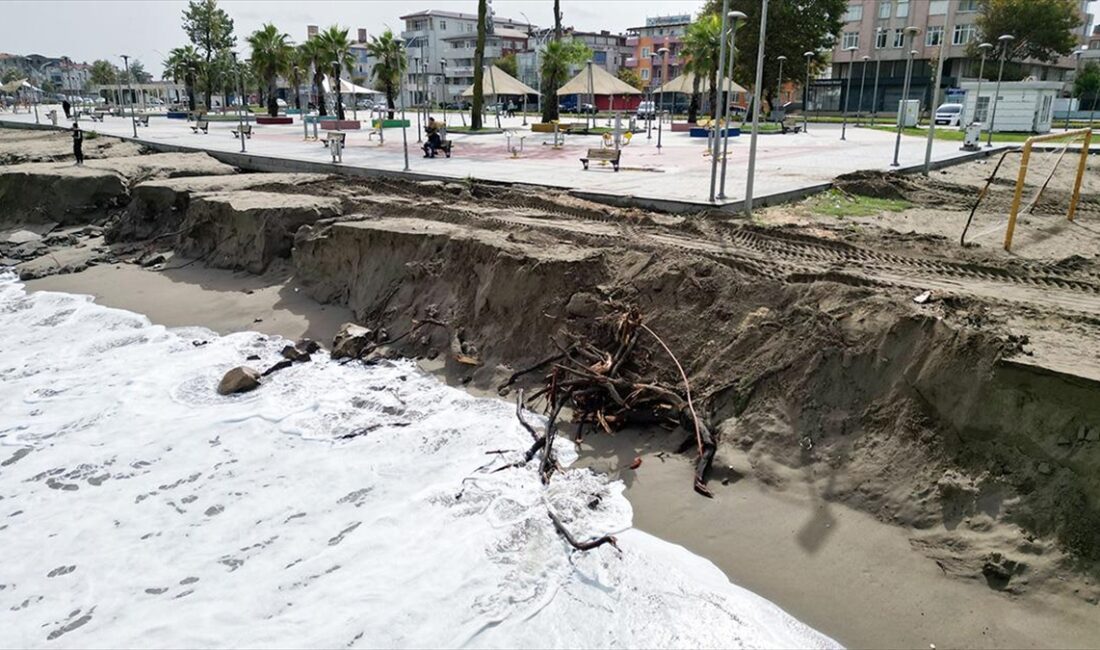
[934,103,963,127]
[636,100,656,120]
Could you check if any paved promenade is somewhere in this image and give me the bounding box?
[1,107,998,210]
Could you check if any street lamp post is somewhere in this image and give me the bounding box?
[657,48,670,151]
[440,58,448,127]
[986,34,1015,148]
[231,53,246,153]
[776,55,787,110]
[744,0,771,215]
[923,8,955,175]
[1067,47,1084,130]
[972,42,993,128]
[856,55,869,126]
[841,46,857,140]
[870,28,883,123]
[120,54,137,137]
[803,51,814,133]
[708,0,733,203]
[718,11,747,199]
[891,27,920,167]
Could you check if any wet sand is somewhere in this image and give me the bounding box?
[27,262,1100,649]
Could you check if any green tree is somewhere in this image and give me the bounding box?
[181,0,236,109]
[538,40,591,122]
[317,26,354,120]
[163,46,200,110]
[540,0,565,123]
[617,67,645,91]
[977,0,1083,64]
[682,14,723,122]
[1075,61,1100,111]
[471,0,488,130]
[300,37,328,116]
[366,28,407,119]
[286,45,309,111]
[497,52,518,79]
[127,60,153,84]
[248,23,292,116]
[1,69,20,84]
[88,59,120,86]
[700,0,845,113]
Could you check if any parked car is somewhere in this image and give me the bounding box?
[636,100,656,119]
[934,103,963,127]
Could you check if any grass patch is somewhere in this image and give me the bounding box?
[808,189,911,217]
[869,125,1035,143]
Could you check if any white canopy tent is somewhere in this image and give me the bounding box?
[557,65,640,118]
[656,72,746,95]
[460,66,539,98]
[322,75,382,119]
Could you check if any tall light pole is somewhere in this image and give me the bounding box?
[120,54,137,137]
[231,52,245,153]
[657,47,670,150]
[891,27,920,167]
[986,33,1014,148]
[972,42,993,127]
[870,28,883,123]
[708,0,733,203]
[776,55,787,110]
[803,50,814,133]
[923,7,955,175]
[840,46,857,140]
[1067,47,1084,130]
[856,55,869,126]
[744,0,770,215]
[718,11,747,199]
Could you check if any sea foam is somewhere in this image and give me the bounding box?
[0,273,838,648]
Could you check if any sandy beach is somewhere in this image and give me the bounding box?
[28,262,1100,649]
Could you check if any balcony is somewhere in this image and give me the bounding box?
[626,36,639,47]
[624,57,639,68]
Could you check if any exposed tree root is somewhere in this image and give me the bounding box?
[548,509,620,552]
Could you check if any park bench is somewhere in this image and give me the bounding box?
[320,131,346,149]
[780,119,803,135]
[580,148,621,172]
[190,119,209,134]
[437,139,452,158]
[136,114,149,127]
[232,123,252,139]
[89,111,105,122]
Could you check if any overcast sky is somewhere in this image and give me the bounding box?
[2,0,1097,77]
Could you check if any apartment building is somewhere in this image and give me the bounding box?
[625,15,691,91]
[0,54,91,93]
[400,9,530,106]
[516,29,632,96]
[820,0,1093,113]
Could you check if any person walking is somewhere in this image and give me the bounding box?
[62,99,71,120]
[71,122,84,166]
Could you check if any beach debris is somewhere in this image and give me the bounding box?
[331,323,373,360]
[913,290,934,304]
[454,353,480,366]
[138,251,167,268]
[628,457,643,470]
[217,366,261,395]
[262,359,293,376]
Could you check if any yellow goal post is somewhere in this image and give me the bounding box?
[1004,128,1094,252]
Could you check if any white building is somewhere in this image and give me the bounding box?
[960,80,1062,133]
[400,9,530,106]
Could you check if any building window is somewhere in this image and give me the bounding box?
[958,0,979,10]
[926,26,944,46]
[892,28,906,48]
[842,31,860,49]
[843,3,863,22]
[974,95,990,122]
[878,1,891,18]
[440,20,446,30]
[641,46,650,58]
[875,29,888,49]
[896,0,909,18]
[929,0,948,15]
[952,24,976,46]
[641,68,650,80]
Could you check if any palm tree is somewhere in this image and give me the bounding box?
[247,23,292,117]
[317,25,354,120]
[366,29,406,119]
[682,14,723,122]
[301,37,327,116]
[471,0,488,129]
[286,45,308,111]
[539,40,591,122]
[164,46,200,111]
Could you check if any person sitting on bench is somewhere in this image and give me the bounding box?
[422,116,443,158]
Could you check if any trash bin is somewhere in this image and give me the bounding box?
[897,99,919,127]
[329,137,342,163]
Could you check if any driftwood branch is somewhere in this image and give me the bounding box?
[548,509,619,552]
